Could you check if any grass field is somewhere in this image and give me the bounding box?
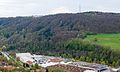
[84,34,120,51]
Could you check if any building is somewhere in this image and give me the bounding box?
[15,53,111,72]
[16,53,32,58]
[32,54,72,68]
[68,62,110,72]
[16,53,34,64]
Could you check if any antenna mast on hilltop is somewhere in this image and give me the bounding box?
[78,0,81,13]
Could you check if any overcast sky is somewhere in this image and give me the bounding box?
[0,0,120,17]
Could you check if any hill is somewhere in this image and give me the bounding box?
[0,12,120,52]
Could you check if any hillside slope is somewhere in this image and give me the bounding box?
[0,12,120,51]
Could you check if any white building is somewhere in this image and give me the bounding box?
[16,53,34,64]
[16,53,32,58]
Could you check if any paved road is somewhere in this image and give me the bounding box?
[1,52,10,60]
[1,51,23,66]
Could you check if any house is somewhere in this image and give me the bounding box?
[48,58,63,63]
[26,60,33,65]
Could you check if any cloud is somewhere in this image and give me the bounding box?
[0,0,120,17]
[49,7,72,14]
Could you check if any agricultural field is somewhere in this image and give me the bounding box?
[84,33,120,51]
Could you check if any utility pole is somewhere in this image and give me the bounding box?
[78,0,81,13]
[79,3,81,13]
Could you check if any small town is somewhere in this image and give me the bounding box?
[0,51,120,72]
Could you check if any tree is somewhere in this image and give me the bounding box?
[33,63,40,69]
[47,67,67,72]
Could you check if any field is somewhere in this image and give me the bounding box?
[84,34,120,51]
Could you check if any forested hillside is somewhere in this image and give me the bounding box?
[0,12,120,65]
[0,12,120,51]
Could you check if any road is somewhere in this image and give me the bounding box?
[1,51,23,66]
[1,52,10,60]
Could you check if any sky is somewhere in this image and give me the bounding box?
[0,0,120,17]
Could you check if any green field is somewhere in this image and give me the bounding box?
[84,34,120,51]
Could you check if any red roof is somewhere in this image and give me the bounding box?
[26,60,33,65]
[48,58,63,62]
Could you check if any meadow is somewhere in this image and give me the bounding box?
[84,33,120,51]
